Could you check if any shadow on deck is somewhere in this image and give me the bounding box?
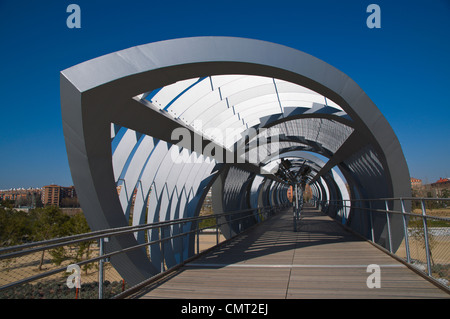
[129,205,450,299]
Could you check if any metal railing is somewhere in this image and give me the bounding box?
[313,197,450,288]
[0,205,284,299]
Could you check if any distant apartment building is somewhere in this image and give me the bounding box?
[410,177,422,188]
[0,188,43,206]
[430,178,450,197]
[431,177,450,188]
[42,185,78,207]
[42,185,60,206]
[412,177,450,198]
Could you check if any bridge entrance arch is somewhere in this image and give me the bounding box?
[61,37,410,285]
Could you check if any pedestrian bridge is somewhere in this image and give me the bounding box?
[1,37,449,300]
[126,205,449,299]
[1,200,449,299]
[59,37,413,287]
[54,36,450,299]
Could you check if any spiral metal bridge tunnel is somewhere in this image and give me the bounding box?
[60,37,411,286]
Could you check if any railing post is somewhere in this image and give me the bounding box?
[196,221,200,255]
[400,198,411,263]
[181,222,185,263]
[160,227,165,273]
[293,184,298,232]
[216,217,219,245]
[369,201,375,243]
[384,200,393,253]
[98,237,105,299]
[421,199,432,276]
[343,199,348,224]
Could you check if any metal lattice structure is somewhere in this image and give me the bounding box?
[60,37,410,286]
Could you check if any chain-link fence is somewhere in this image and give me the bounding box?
[396,199,450,287]
[0,236,127,299]
[0,206,279,299]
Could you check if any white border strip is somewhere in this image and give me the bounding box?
[186,263,405,268]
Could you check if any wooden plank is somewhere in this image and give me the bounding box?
[134,206,450,299]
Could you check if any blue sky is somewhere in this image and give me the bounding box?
[0,0,449,189]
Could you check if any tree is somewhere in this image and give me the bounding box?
[0,206,93,272]
[67,213,93,274]
[42,212,92,274]
[29,206,72,270]
[440,189,449,199]
[0,207,33,246]
[0,199,14,209]
[60,197,80,208]
[68,213,90,234]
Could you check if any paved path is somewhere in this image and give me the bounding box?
[133,206,449,299]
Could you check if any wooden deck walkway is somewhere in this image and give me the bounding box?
[132,205,450,299]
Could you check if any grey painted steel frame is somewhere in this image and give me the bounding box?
[60,36,410,285]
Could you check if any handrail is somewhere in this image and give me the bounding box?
[325,197,450,202]
[323,201,450,221]
[0,206,274,257]
[312,196,450,289]
[0,205,284,294]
